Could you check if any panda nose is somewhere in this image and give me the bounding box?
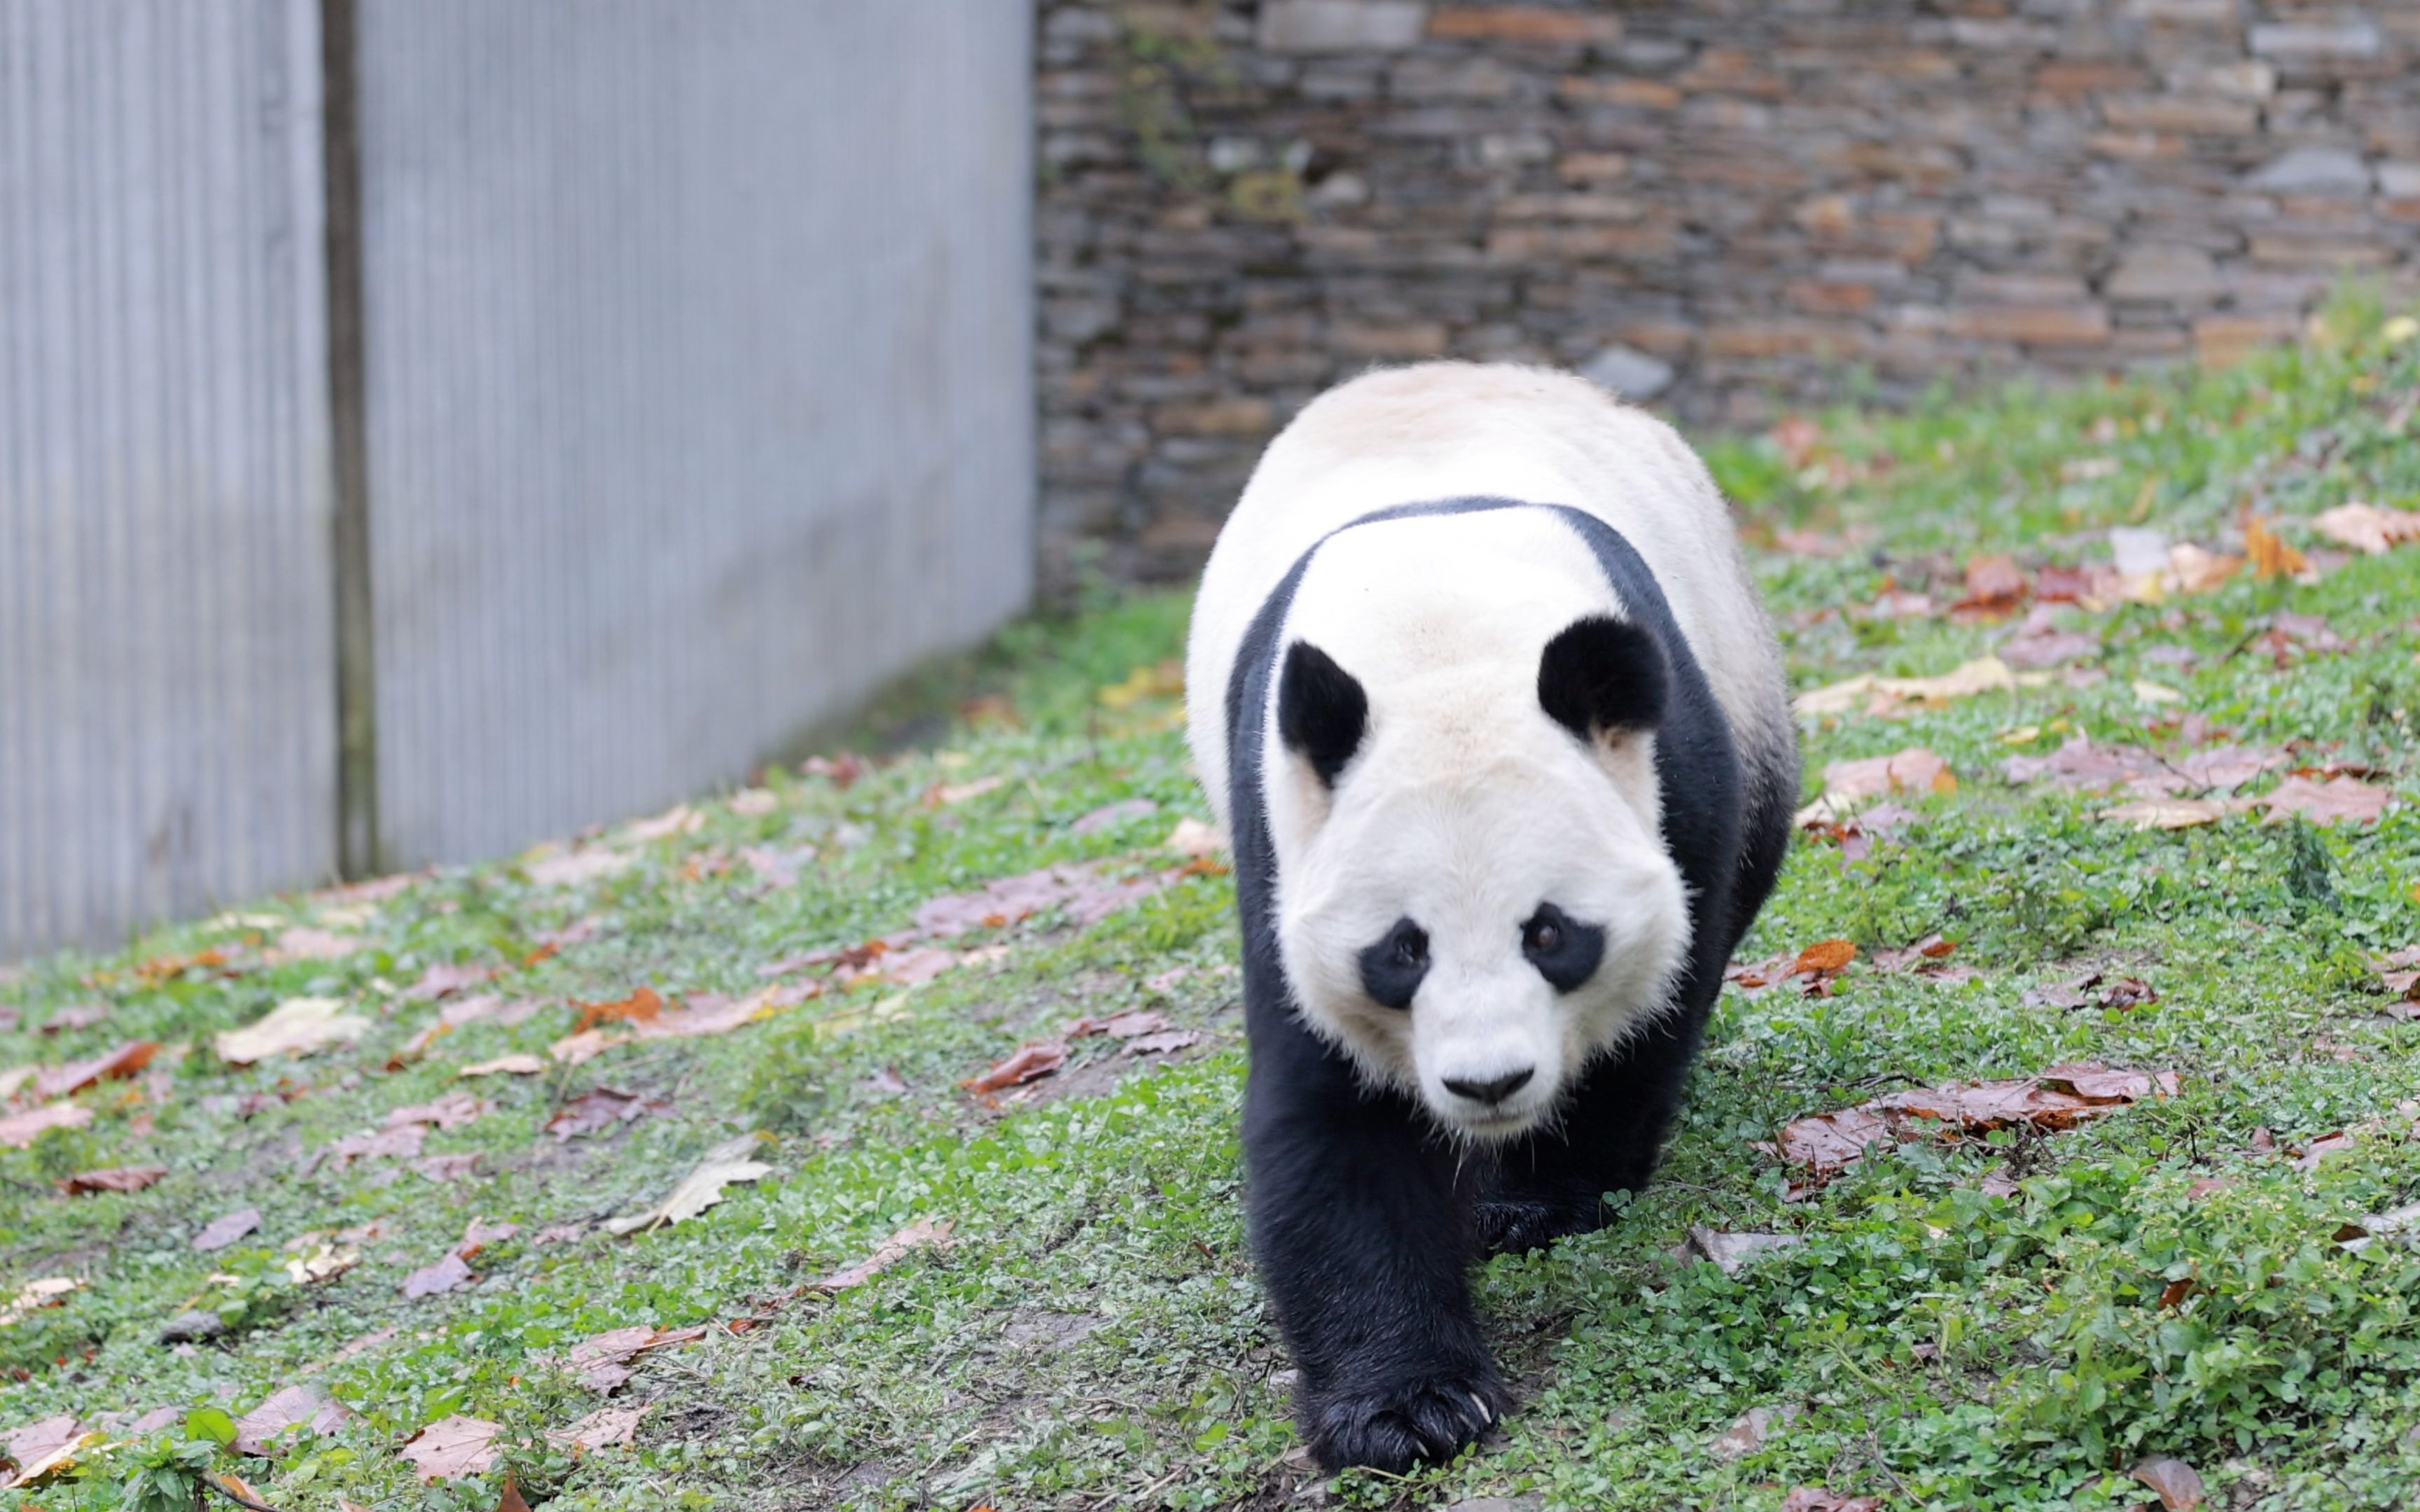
[1443,1068,1534,1106]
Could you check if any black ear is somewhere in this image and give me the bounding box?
[1538,615,1667,742]
[1278,640,1368,788]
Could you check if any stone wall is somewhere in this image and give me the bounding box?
[1035,0,2420,585]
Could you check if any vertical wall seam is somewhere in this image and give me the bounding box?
[319,0,376,878]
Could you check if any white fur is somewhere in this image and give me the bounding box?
[1185,363,1788,1140]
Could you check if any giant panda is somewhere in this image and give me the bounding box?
[1184,363,1798,1473]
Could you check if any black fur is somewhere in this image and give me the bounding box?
[1356,919,1429,1009]
[1537,615,1667,741]
[1519,903,1604,995]
[1223,498,1793,1473]
[1277,641,1368,787]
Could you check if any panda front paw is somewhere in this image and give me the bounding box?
[1299,1366,1510,1472]
[1473,1196,1599,1256]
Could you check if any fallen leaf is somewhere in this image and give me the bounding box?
[1685,1226,1807,1274]
[270,926,361,963]
[1781,1490,1882,1512]
[282,1239,362,1285]
[1953,552,2027,615]
[193,1208,263,1253]
[1166,818,1226,859]
[604,1135,775,1235]
[545,1087,670,1142]
[728,787,780,816]
[37,1002,110,1033]
[55,1164,167,1196]
[524,848,634,887]
[0,1102,93,1149]
[924,774,1008,807]
[621,803,703,843]
[2165,542,2239,594]
[2001,605,2101,668]
[2132,1455,2206,1510]
[2313,500,2420,554]
[312,1123,427,1171]
[1762,1063,2180,1187]
[915,862,1176,939]
[1071,797,1158,834]
[1795,747,1954,824]
[1794,939,1857,974]
[460,1054,546,1078]
[740,843,816,890]
[232,1383,352,1457]
[2101,798,2239,830]
[1711,1402,1800,1459]
[496,1471,534,1512]
[412,1152,481,1182]
[800,752,867,787]
[2158,1277,2202,1310]
[547,1404,646,1452]
[0,1278,83,1327]
[2259,774,2391,827]
[387,1090,490,1130]
[1124,1029,1203,1056]
[809,1216,954,1292]
[1,1415,98,1489]
[402,1251,474,1299]
[216,1000,368,1065]
[1067,1010,1171,1040]
[403,961,496,1002]
[549,1030,613,1066]
[962,1040,1069,1093]
[34,1038,162,1098]
[399,1414,499,1483]
[2132,678,2185,706]
[2244,516,2305,579]
[1793,655,2016,718]
[569,985,663,1036]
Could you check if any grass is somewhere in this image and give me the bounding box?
[5,300,2420,1510]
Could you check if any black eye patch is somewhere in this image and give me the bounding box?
[1358,918,1429,1009]
[1520,903,1605,994]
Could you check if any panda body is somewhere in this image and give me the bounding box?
[1183,363,1796,1473]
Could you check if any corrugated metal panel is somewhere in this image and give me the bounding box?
[356,1,1036,867]
[0,0,335,958]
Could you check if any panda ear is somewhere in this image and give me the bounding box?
[1278,640,1368,788]
[1538,615,1667,742]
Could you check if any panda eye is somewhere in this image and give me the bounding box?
[1358,917,1431,1010]
[1393,926,1428,968]
[1521,904,1606,995]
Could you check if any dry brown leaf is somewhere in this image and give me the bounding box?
[403,961,497,1002]
[1685,1226,1807,1274]
[603,1135,774,1236]
[569,984,663,1036]
[2244,515,2305,579]
[402,1251,475,1299]
[281,1238,362,1285]
[1071,797,1159,834]
[1712,1402,1800,1459]
[2132,1455,2206,1510]
[461,1054,547,1078]
[232,1383,352,1457]
[547,1404,646,1453]
[916,862,1177,939]
[1166,818,1227,859]
[545,1087,670,1142]
[2258,774,2392,827]
[620,803,703,843]
[193,1208,262,1253]
[388,1090,490,1130]
[1954,552,2027,615]
[2313,500,2420,555]
[0,1278,82,1327]
[1795,747,1954,825]
[2166,542,2239,594]
[549,1030,613,1066]
[1781,1489,1882,1512]
[312,1123,427,1172]
[962,1040,1068,1093]
[1124,1029,1203,1056]
[810,1216,954,1292]
[217,1000,368,1065]
[524,847,634,888]
[1762,1063,2180,1188]
[37,1002,109,1033]
[1067,1010,1171,1040]
[565,1325,709,1392]
[1793,656,2016,718]
[924,774,1008,808]
[269,926,361,963]
[34,1039,162,1098]
[0,1102,93,1149]
[2102,798,2239,830]
[1793,939,1857,974]
[1,1414,97,1489]
[55,1164,166,1196]
[399,1414,500,1482]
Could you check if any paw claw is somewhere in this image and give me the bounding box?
[1300,1368,1510,1472]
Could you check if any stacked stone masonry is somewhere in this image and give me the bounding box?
[1038,0,2420,584]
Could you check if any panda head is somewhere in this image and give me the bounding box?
[1267,615,1691,1142]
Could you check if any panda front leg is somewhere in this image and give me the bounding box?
[1246,1062,1508,1473]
